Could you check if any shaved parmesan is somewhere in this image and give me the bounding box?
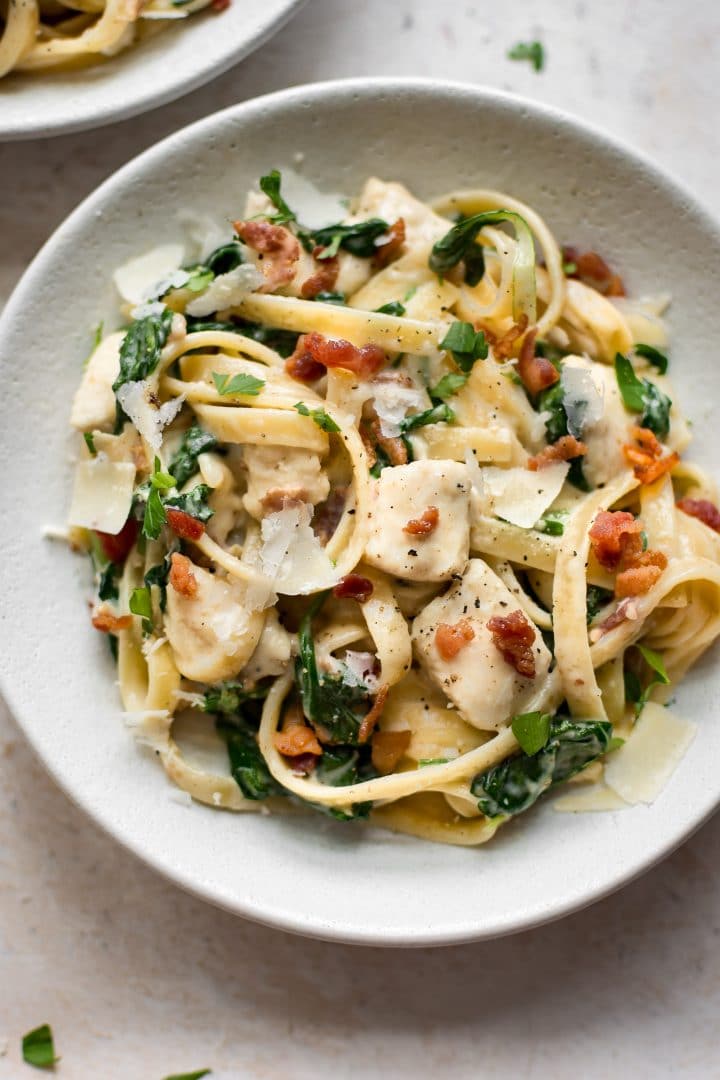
[177,210,231,263]
[115,380,185,450]
[68,458,135,533]
[480,462,569,529]
[553,783,629,813]
[604,702,696,805]
[373,382,427,438]
[561,363,604,437]
[185,264,264,317]
[114,244,185,304]
[260,504,338,595]
[273,169,349,230]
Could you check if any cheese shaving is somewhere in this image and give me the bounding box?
[115,380,185,450]
[480,462,569,529]
[604,702,696,805]
[114,244,185,304]
[185,264,264,318]
[561,363,604,437]
[553,782,629,813]
[68,457,135,533]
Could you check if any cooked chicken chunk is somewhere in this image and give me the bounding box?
[412,559,552,731]
[241,445,330,520]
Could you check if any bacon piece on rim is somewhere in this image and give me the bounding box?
[169,553,198,598]
[371,729,411,774]
[166,508,205,541]
[487,609,536,678]
[374,218,406,268]
[589,510,643,570]
[358,684,390,744]
[233,220,300,293]
[435,618,475,661]
[516,327,560,396]
[95,517,138,564]
[333,574,374,603]
[403,506,439,536]
[677,497,720,533]
[527,435,587,471]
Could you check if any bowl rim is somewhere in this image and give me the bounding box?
[0,0,307,142]
[2,76,720,946]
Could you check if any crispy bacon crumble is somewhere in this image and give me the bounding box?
[435,618,475,661]
[487,609,537,678]
[677,497,720,533]
[169,553,197,598]
[333,574,374,603]
[371,729,411,774]
[516,327,560,395]
[528,435,587,471]
[166,509,205,541]
[403,506,440,536]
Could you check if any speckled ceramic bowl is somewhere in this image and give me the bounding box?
[0,0,305,140]
[1,79,719,945]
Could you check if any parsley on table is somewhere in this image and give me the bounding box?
[22,1023,57,1069]
[507,40,545,71]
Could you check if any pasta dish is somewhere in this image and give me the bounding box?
[0,0,224,78]
[66,171,720,845]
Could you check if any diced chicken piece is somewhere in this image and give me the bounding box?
[165,562,265,682]
[240,610,293,682]
[412,559,552,731]
[364,460,470,581]
[242,445,329,520]
[354,178,449,253]
[70,331,124,432]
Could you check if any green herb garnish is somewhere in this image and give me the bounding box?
[400,402,455,433]
[534,508,569,536]
[164,484,214,523]
[294,401,340,433]
[112,307,173,398]
[614,352,671,439]
[259,169,296,225]
[169,423,218,488]
[511,711,553,756]
[22,1024,57,1069]
[212,371,265,396]
[375,300,406,316]
[205,240,244,275]
[430,372,468,400]
[507,40,545,71]
[635,343,669,375]
[313,291,346,305]
[162,1071,211,1080]
[625,644,670,715]
[312,218,390,259]
[439,321,489,373]
[83,431,97,456]
[586,584,613,624]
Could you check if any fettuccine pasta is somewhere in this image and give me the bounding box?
[65,171,720,845]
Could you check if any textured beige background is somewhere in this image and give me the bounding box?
[2,1,720,1076]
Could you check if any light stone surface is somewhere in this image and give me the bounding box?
[2,1,720,1076]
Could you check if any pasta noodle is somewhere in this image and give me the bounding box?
[0,0,219,78]
[65,172,720,846]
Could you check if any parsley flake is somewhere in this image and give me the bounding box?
[294,401,340,433]
[212,371,265,396]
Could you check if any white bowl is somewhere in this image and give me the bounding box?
[2,78,719,945]
[0,0,305,141]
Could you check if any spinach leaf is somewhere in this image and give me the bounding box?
[507,40,545,71]
[212,371,265,396]
[144,551,175,613]
[217,719,283,800]
[313,291,346,305]
[614,352,671,438]
[233,320,300,358]
[625,643,670,715]
[536,377,591,491]
[164,484,214,523]
[295,593,371,744]
[294,401,340,433]
[534,509,568,536]
[204,680,270,717]
[312,746,374,820]
[83,431,97,456]
[635,342,669,375]
[312,218,390,259]
[429,210,513,277]
[439,321,489,372]
[98,562,119,602]
[586,584,613,624]
[113,307,173,394]
[430,372,468,400]
[169,423,218,488]
[400,402,455,433]
[471,716,613,818]
[185,317,239,334]
[259,169,296,225]
[205,240,244,275]
[375,300,406,316]
[182,266,214,293]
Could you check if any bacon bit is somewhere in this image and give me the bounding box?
[487,609,536,678]
[274,705,323,759]
[300,246,340,300]
[92,605,132,633]
[527,435,587,471]
[368,416,408,465]
[211,0,230,10]
[285,337,326,383]
[615,550,668,598]
[166,508,205,540]
[677,497,720,533]
[95,517,138,564]
[623,425,679,485]
[233,220,300,293]
[373,218,406,268]
[516,327,560,396]
[169,552,197,598]
[371,729,411,774]
[562,245,626,297]
[483,314,529,360]
[403,505,440,536]
[358,683,390,744]
[589,597,639,642]
[435,618,476,661]
[313,488,347,545]
[306,331,386,378]
[260,488,308,513]
[333,573,374,603]
[589,510,643,570]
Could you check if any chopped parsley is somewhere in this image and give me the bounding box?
[400,402,455,433]
[141,456,176,540]
[163,1072,211,1080]
[614,352,671,438]
[313,291,346,305]
[22,1024,57,1069]
[624,644,670,715]
[129,585,153,632]
[212,371,265,396]
[83,431,97,456]
[511,711,553,756]
[507,40,545,71]
[312,218,391,260]
[635,342,669,375]
[534,508,569,536]
[259,168,296,225]
[294,401,340,433]
[430,372,468,400]
[586,584,613,624]
[375,300,406,316]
